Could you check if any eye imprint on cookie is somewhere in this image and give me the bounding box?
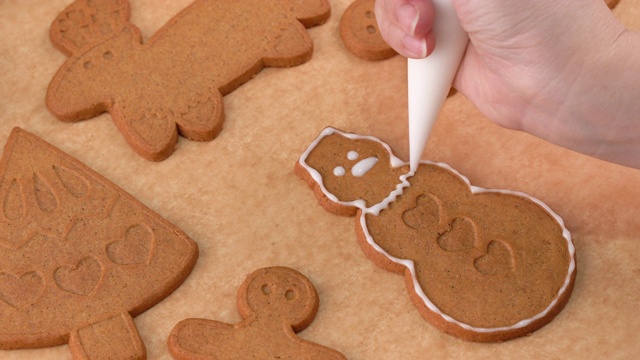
[102,51,113,60]
[285,289,296,300]
[83,60,92,69]
[261,284,272,295]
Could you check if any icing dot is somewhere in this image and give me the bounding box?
[333,166,346,176]
[347,151,359,160]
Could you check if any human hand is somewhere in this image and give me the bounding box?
[375,0,640,169]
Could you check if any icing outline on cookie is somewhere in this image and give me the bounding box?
[298,127,576,334]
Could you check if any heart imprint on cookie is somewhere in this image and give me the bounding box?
[0,271,45,309]
[54,256,104,296]
[106,224,154,265]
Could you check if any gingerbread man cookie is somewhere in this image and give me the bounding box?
[295,127,576,342]
[47,0,331,161]
[0,128,198,359]
[168,266,346,359]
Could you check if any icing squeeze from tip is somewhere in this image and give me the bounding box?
[298,127,576,334]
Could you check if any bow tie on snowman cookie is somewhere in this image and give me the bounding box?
[294,127,576,342]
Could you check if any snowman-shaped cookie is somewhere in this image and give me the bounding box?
[295,127,576,342]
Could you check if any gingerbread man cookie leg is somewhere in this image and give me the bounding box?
[168,267,346,359]
[295,127,576,342]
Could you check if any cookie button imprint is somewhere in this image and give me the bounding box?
[0,128,198,359]
[295,127,576,342]
[46,0,331,161]
[168,266,346,360]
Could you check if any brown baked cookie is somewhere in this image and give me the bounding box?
[340,0,396,60]
[0,128,199,359]
[47,0,331,161]
[606,0,622,9]
[294,127,576,342]
[168,266,346,360]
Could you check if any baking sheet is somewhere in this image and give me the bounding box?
[0,0,638,358]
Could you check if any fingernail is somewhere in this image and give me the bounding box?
[402,35,427,58]
[396,4,419,35]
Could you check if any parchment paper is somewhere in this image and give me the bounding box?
[0,0,638,358]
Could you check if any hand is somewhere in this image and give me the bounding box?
[376,0,640,169]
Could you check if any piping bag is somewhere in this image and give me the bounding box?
[408,0,468,172]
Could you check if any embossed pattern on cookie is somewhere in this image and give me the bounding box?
[0,128,198,359]
[168,266,346,360]
[47,0,331,161]
[295,127,576,342]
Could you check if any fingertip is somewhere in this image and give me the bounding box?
[401,32,434,59]
[402,35,427,58]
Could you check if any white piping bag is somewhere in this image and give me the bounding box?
[408,0,468,172]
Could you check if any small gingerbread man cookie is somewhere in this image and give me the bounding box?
[168,266,346,359]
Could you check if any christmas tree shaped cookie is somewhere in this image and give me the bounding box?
[0,128,198,359]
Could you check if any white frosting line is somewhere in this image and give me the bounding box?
[298,127,406,214]
[298,127,575,333]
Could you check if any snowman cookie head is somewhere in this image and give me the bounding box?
[297,127,407,213]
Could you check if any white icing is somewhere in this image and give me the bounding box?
[297,127,576,335]
[333,166,345,176]
[351,157,378,177]
[347,151,359,161]
[298,127,406,214]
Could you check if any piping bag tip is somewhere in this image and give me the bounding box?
[406,0,468,174]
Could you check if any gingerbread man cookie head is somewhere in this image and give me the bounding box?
[48,0,141,121]
[238,266,319,332]
[296,127,408,215]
